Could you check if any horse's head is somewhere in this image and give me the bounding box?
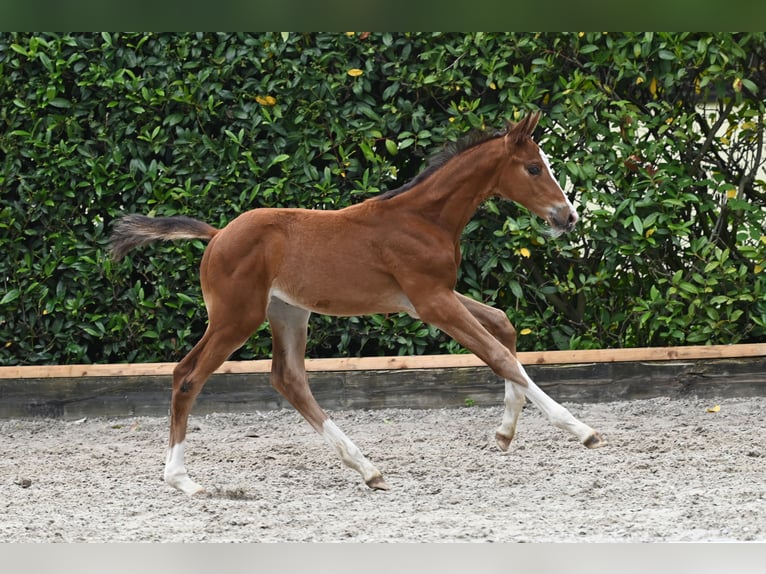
[496,111,578,235]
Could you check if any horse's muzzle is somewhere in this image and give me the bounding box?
[550,205,579,233]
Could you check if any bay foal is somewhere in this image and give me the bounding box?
[111,111,604,495]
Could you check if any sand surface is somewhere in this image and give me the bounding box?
[1,396,764,542]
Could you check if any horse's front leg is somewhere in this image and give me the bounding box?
[455,293,526,450]
[419,290,605,449]
[514,363,605,447]
[494,380,526,451]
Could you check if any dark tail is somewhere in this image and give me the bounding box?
[109,214,219,261]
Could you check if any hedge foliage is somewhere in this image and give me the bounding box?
[1,32,765,366]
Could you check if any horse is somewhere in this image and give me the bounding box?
[110,111,605,496]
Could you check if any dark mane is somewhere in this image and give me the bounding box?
[371,127,507,201]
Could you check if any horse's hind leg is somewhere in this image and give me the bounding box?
[165,312,265,496]
[267,297,388,490]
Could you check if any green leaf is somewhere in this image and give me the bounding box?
[163,113,185,126]
[1,289,20,305]
[48,98,71,109]
[82,325,103,337]
[740,78,758,95]
[270,154,290,166]
[703,261,720,273]
[678,282,698,295]
[632,215,644,235]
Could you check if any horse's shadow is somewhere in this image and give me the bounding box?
[202,486,260,501]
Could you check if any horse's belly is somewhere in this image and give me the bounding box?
[268,284,415,318]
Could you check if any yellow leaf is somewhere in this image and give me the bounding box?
[517,247,531,258]
[255,95,277,106]
[726,188,737,200]
[520,328,532,335]
[645,228,655,238]
[489,81,497,90]
[707,405,721,413]
[635,77,645,85]
[345,32,355,37]
[755,264,763,274]
[347,68,363,77]
[649,77,658,98]
[733,78,743,92]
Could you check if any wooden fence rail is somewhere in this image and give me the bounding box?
[1,344,764,419]
[2,343,765,379]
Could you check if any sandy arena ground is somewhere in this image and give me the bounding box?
[1,395,764,542]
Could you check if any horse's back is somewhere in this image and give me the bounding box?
[202,205,411,316]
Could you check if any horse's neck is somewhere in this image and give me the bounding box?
[399,142,503,240]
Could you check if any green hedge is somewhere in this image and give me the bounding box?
[1,32,765,366]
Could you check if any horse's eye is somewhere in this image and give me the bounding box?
[527,165,541,176]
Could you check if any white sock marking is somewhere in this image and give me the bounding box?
[164,441,204,496]
[497,379,526,441]
[322,419,381,484]
[513,364,595,443]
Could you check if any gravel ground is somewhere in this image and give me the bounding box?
[1,395,764,542]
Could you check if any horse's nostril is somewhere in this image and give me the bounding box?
[552,209,578,230]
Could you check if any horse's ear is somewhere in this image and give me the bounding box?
[524,110,541,136]
[506,110,541,144]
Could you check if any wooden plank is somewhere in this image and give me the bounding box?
[519,343,766,365]
[1,343,765,379]
[1,356,765,419]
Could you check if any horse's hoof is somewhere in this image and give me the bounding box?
[366,475,390,491]
[495,431,514,452]
[583,432,607,449]
[166,473,206,497]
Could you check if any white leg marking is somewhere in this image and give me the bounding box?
[322,419,384,486]
[516,364,598,444]
[164,441,205,496]
[495,379,526,450]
